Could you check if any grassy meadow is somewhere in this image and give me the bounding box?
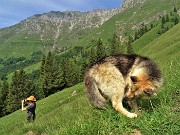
[0,0,180,134]
[0,24,180,135]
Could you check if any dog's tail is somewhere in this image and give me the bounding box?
[84,74,107,109]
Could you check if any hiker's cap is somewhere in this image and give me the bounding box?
[27,96,36,101]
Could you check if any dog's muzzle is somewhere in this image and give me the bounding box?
[144,89,157,97]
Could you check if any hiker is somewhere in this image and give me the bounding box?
[21,96,36,122]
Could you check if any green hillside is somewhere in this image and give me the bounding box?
[0,0,179,81]
[0,0,179,59]
[0,83,88,135]
[77,0,178,46]
[0,0,180,134]
[0,24,180,135]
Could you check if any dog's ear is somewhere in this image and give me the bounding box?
[130,76,138,84]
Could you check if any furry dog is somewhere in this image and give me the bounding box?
[84,54,163,118]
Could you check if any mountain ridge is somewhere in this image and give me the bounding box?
[0,0,150,58]
[0,0,179,59]
[0,8,123,58]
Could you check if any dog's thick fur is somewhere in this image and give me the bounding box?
[84,54,163,118]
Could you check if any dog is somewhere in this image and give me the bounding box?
[84,54,163,118]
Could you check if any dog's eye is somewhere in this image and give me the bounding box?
[144,89,153,96]
[130,76,138,84]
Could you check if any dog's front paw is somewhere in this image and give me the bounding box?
[135,109,142,115]
[127,113,138,118]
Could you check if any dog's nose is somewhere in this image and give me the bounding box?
[144,89,153,96]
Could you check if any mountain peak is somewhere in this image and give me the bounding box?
[121,0,145,9]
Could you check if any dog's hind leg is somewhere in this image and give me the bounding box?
[111,95,137,118]
[84,75,107,109]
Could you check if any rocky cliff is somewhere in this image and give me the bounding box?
[121,0,145,9]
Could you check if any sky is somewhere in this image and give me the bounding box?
[0,0,123,29]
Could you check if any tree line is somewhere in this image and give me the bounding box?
[128,7,179,46]
[0,51,43,80]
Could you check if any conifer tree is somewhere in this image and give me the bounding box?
[43,51,55,96]
[38,54,46,98]
[166,14,170,22]
[140,27,145,35]
[174,5,177,12]
[62,58,80,87]
[174,17,179,25]
[6,71,19,113]
[0,80,9,117]
[110,33,118,55]
[79,59,88,81]
[89,47,97,64]
[161,23,165,29]
[144,25,148,32]
[127,36,135,54]
[110,33,124,55]
[96,38,106,60]
[151,23,154,29]
[134,32,139,40]
[51,63,65,92]
[6,69,33,113]
[162,16,166,24]
[75,53,88,82]
[110,32,126,54]
[18,69,34,98]
[40,51,65,97]
[138,29,142,37]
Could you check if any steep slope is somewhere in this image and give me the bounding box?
[138,23,180,58]
[0,23,180,135]
[77,0,179,46]
[0,83,89,135]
